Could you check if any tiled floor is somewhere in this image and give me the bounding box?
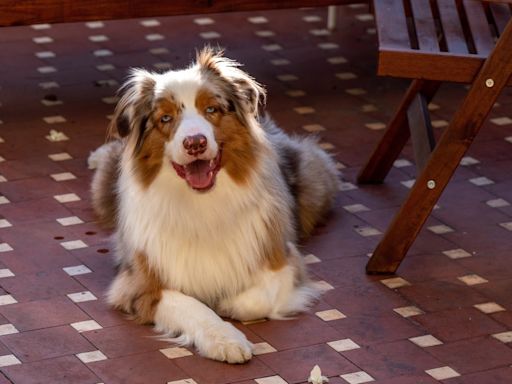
[0,4,512,384]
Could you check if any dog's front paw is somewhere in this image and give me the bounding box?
[196,321,253,364]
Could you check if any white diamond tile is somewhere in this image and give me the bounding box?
[51,172,76,181]
[54,193,81,203]
[93,49,113,57]
[425,366,460,380]
[0,269,14,278]
[310,28,330,36]
[43,115,66,124]
[380,277,410,289]
[393,159,413,168]
[39,81,59,89]
[492,331,512,343]
[96,64,115,71]
[432,119,448,128]
[63,265,92,276]
[37,66,57,74]
[336,72,357,80]
[303,15,322,22]
[0,324,18,336]
[294,106,315,114]
[200,31,221,39]
[318,42,339,50]
[319,142,335,150]
[262,44,282,51]
[345,88,366,95]
[70,320,102,333]
[339,182,357,191]
[500,222,512,231]
[0,175,6,183]
[302,124,325,132]
[361,104,378,112]
[486,198,510,208]
[86,21,105,28]
[0,243,13,253]
[33,36,54,44]
[61,240,88,250]
[253,342,277,355]
[255,30,275,37]
[168,380,198,384]
[469,176,494,186]
[277,74,298,82]
[474,302,505,314]
[505,136,512,144]
[457,274,488,286]
[255,376,287,384]
[160,347,193,359]
[355,226,382,237]
[194,17,214,25]
[409,335,443,347]
[355,13,374,21]
[327,56,348,64]
[146,33,165,41]
[442,248,471,259]
[153,62,171,70]
[316,309,346,321]
[315,280,334,292]
[303,254,321,264]
[67,291,97,303]
[248,16,268,24]
[88,34,109,42]
[327,338,360,352]
[393,306,424,318]
[340,371,374,384]
[140,19,161,27]
[427,224,454,234]
[343,204,370,213]
[0,354,21,367]
[57,216,84,226]
[31,23,51,30]
[460,156,480,166]
[0,219,12,228]
[35,51,56,58]
[0,295,17,305]
[48,152,72,161]
[286,90,306,97]
[76,350,107,363]
[365,122,386,130]
[490,116,512,125]
[150,47,169,55]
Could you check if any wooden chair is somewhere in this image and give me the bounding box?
[359,0,512,274]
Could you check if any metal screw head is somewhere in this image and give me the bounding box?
[485,78,495,88]
[427,180,436,189]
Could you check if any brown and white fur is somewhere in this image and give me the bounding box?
[88,48,339,364]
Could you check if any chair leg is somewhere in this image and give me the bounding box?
[407,93,436,173]
[366,20,512,274]
[357,80,439,184]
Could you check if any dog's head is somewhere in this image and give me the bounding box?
[110,47,265,191]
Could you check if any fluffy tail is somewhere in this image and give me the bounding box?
[261,115,340,238]
[88,141,123,229]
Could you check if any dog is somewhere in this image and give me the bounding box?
[88,47,339,364]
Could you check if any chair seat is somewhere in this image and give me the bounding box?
[375,0,512,83]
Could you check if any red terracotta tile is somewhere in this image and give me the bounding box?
[414,308,506,342]
[1,325,94,362]
[77,299,128,328]
[399,280,489,312]
[447,366,512,384]
[426,337,512,374]
[246,314,342,350]
[257,343,357,383]
[174,355,273,384]
[2,356,100,384]
[342,340,441,380]
[88,351,187,384]
[0,296,89,331]
[82,324,170,358]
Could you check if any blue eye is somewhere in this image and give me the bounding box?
[205,106,217,114]
[161,114,172,123]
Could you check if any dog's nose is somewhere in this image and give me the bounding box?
[183,134,207,155]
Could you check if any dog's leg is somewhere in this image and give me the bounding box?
[107,252,252,364]
[155,290,253,363]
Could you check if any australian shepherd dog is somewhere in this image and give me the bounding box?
[88,47,339,363]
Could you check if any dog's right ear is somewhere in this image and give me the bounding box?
[108,69,156,140]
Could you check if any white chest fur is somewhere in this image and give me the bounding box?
[117,159,292,306]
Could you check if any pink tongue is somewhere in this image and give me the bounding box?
[184,160,214,190]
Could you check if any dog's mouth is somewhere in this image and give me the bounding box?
[171,150,222,191]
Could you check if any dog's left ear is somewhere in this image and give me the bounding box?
[108,69,156,141]
[196,47,266,118]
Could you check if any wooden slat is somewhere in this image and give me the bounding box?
[437,0,470,54]
[357,80,440,184]
[0,0,361,27]
[367,19,512,274]
[410,1,440,52]
[374,0,411,50]
[464,0,495,55]
[489,2,512,35]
